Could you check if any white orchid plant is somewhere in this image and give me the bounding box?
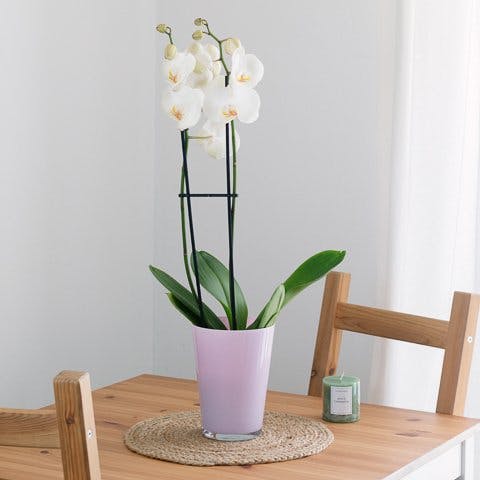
[150,18,345,330]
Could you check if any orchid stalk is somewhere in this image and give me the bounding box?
[179,146,195,297]
[200,19,237,328]
[150,19,346,330]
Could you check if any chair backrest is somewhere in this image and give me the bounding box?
[309,271,480,415]
[0,371,101,479]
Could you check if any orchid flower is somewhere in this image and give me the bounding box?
[203,76,260,125]
[198,121,240,159]
[161,86,204,130]
[230,47,264,89]
[186,42,222,89]
[162,52,196,89]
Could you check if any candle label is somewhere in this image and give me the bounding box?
[330,386,353,415]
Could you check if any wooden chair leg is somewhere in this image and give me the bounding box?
[309,272,351,396]
[53,371,101,480]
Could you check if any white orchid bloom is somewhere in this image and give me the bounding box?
[203,77,260,125]
[198,121,240,159]
[189,60,214,89]
[231,47,264,89]
[186,42,222,88]
[212,61,222,77]
[162,52,195,89]
[161,86,204,130]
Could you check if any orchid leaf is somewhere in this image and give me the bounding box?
[249,250,346,329]
[283,250,346,306]
[253,284,285,329]
[166,293,203,327]
[149,265,226,330]
[191,251,248,330]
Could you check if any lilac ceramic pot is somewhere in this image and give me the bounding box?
[192,323,275,441]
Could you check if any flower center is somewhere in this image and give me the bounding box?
[222,104,238,120]
[168,70,179,84]
[237,73,250,83]
[170,105,183,121]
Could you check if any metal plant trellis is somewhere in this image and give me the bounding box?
[179,114,239,328]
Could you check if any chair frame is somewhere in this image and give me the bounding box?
[0,371,101,480]
[309,271,480,415]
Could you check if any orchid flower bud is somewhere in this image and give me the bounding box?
[164,43,177,60]
[156,24,168,33]
[188,42,201,55]
[192,30,204,41]
[194,60,206,74]
[206,44,219,61]
[224,37,241,55]
[194,18,203,26]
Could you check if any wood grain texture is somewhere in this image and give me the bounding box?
[0,375,478,480]
[53,371,101,480]
[335,303,449,348]
[437,292,480,415]
[0,409,59,448]
[308,271,351,396]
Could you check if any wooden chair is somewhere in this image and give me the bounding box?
[309,271,480,415]
[0,371,101,479]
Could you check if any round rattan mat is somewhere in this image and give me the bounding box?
[124,410,334,466]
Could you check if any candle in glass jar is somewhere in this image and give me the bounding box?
[322,374,360,423]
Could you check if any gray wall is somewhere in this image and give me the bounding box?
[0,1,156,407]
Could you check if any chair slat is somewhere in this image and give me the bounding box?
[335,303,449,348]
[0,408,59,448]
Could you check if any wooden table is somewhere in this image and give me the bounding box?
[0,374,478,479]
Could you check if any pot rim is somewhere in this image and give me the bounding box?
[192,324,275,333]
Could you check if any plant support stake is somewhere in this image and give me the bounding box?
[225,75,237,329]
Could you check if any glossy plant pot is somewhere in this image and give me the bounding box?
[193,323,275,441]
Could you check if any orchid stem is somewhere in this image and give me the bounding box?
[204,20,237,327]
[165,26,174,44]
[224,74,237,329]
[187,135,212,140]
[231,119,237,231]
[203,22,230,75]
[180,167,196,296]
[180,130,204,321]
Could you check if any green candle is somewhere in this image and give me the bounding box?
[322,375,360,423]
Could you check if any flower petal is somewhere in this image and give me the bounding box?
[162,52,196,89]
[198,120,240,159]
[203,79,237,125]
[188,68,213,89]
[161,86,204,130]
[231,47,264,89]
[234,87,260,123]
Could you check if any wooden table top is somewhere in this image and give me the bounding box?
[0,374,478,480]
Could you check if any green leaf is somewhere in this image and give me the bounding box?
[251,284,285,329]
[191,251,248,330]
[166,293,203,326]
[149,265,226,330]
[283,250,346,306]
[248,250,346,330]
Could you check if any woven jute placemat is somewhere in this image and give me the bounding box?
[124,410,334,466]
